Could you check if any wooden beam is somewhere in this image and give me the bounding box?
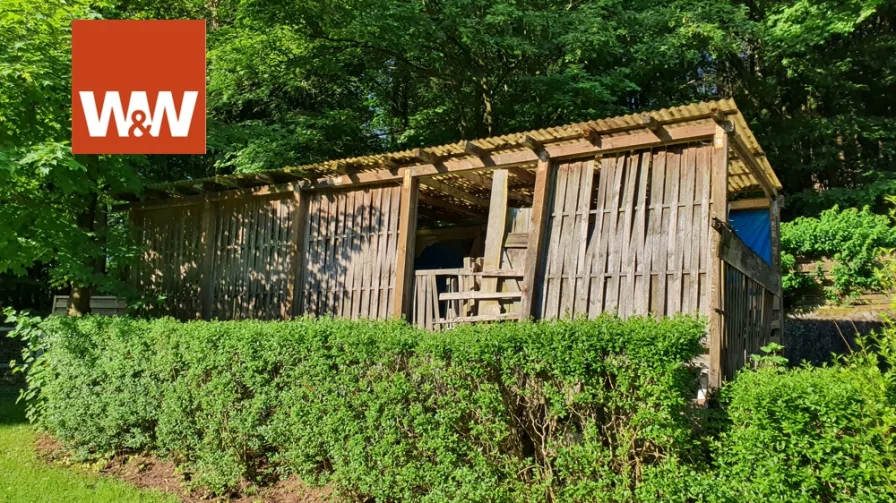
[393,172,420,318]
[439,291,522,301]
[729,197,770,211]
[198,199,217,319]
[299,168,405,190]
[510,167,537,186]
[285,188,308,318]
[715,221,782,297]
[580,124,601,145]
[412,147,440,165]
[521,134,543,153]
[420,178,490,207]
[770,195,784,341]
[729,131,778,197]
[406,124,716,178]
[418,192,484,219]
[708,125,729,389]
[641,114,660,132]
[127,182,298,211]
[520,159,552,319]
[464,140,487,157]
[480,169,510,315]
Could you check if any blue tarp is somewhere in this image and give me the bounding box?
[728,208,772,265]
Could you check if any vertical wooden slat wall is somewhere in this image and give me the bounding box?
[300,184,402,319]
[538,143,716,319]
[133,193,301,320]
[210,194,299,320]
[722,266,774,378]
[132,205,204,319]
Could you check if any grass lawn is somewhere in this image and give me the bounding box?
[0,386,179,503]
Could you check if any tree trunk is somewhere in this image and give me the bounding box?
[67,155,101,316]
[67,285,92,316]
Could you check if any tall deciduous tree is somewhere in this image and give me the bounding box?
[0,0,143,314]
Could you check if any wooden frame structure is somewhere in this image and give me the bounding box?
[122,99,784,385]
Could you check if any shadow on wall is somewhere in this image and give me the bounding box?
[783,310,885,366]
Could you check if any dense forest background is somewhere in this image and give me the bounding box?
[1,0,895,308]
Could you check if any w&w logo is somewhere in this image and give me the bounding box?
[72,20,206,154]
[79,91,199,138]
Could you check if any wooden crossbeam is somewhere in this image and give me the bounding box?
[510,167,537,186]
[439,291,522,301]
[418,192,484,219]
[464,140,487,157]
[521,135,548,160]
[412,147,440,165]
[420,178,490,207]
[729,198,770,211]
[641,114,660,132]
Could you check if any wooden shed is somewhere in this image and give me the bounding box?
[123,99,784,386]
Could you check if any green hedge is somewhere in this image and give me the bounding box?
[17,315,896,502]
[23,315,707,502]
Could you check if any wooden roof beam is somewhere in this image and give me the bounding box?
[510,167,537,186]
[729,132,778,197]
[420,178,490,208]
[412,147,441,165]
[521,134,549,160]
[418,192,485,220]
[464,140,487,157]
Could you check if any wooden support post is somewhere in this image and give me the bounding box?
[708,124,729,389]
[520,159,552,319]
[394,173,420,319]
[285,188,308,318]
[198,198,217,319]
[770,195,784,343]
[481,169,510,315]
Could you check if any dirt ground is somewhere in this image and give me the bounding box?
[35,435,336,503]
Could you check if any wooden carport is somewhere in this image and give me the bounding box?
[122,99,784,386]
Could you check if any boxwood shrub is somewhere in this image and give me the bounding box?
[20,314,896,502]
[22,315,707,501]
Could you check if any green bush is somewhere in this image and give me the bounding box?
[714,348,896,502]
[24,315,707,502]
[780,205,896,301]
[20,314,896,502]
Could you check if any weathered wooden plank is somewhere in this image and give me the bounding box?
[708,125,729,389]
[696,145,712,314]
[729,197,770,211]
[543,161,569,318]
[433,313,520,324]
[481,169,510,315]
[198,200,217,319]
[717,223,782,296]
[439,291,523,301]
[559,160,585,317]
[393,173,420,318]
[679,145,697,314]
[632,151,652,316]
[665,148,683,314]
[573,158,596,316]
[586,157,611,317]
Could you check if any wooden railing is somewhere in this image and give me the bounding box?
[714,219,782,379]
[411,259,525,330]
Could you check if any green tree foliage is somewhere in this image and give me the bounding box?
[3,0,895,303]
[0,0,142,306]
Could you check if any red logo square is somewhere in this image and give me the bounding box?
[72,20,206,154]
